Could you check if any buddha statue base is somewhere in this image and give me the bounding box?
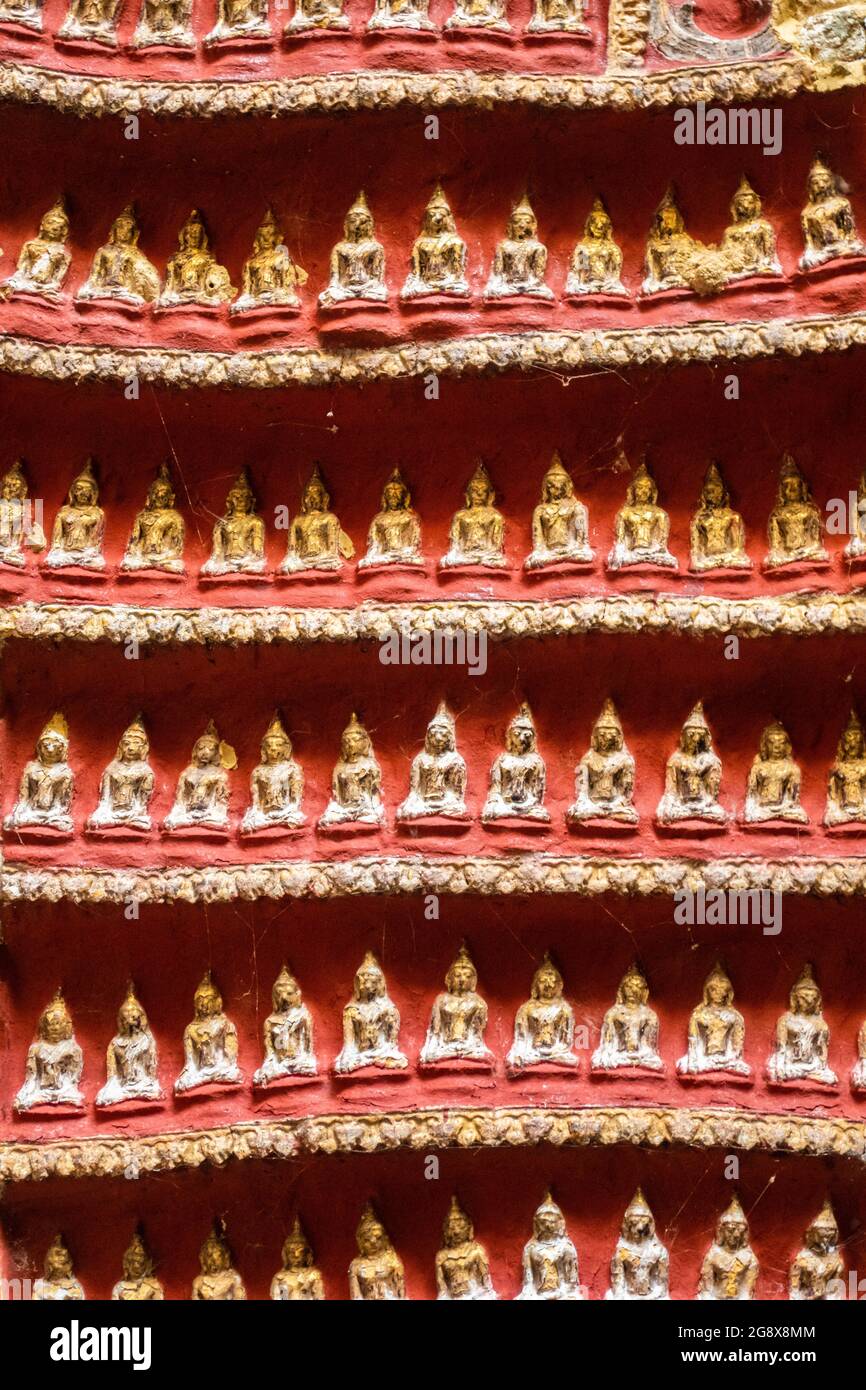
[85,821,151,841]
[75,295,150,321]
[761,555,831,578]
[317,813,385,836]
[824,815,866,835]
[56,19,118,47]
[654,814,727,836]
[161,820,230,842]
[204,20,272,45]
[419,1052,494,1074]
[739,814,810,834]
[797,247,866,277]
[199,567,268,586]
[229,294,302,319]
[118,562,185,580]
[506,1055,579,1079]
[766,1071,838,1093]
[239,817,305,840]
[332,1062,411,1084]
[397,812,471,833]
[566,812,638,834]
[153,299,228,320]
[526,16,589,34]
[675,1065,753,1087]
[284,12,350,34]
[3,280,66,305]
[174,1070,243,1099]
[94,1090,163,1113]
[131,26,195,48]
[252,1067,318,1091]
[590,1060,664,1078]
[4,821,74,843]
[524,548,594,573]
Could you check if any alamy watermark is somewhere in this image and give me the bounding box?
[674,101,782,157]
[379,624,488,677]
[673,887,782,935]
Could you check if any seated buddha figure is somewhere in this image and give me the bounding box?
[335,952,408,1074]
[436,1198,497,1301]
[656,702,727,827]
[690,462,750,572]
[15,992,83,1111]
[367,0,434,29]
[242,713,305,834]
[318,713,384,827]
[192,1226,246,1300]
[349,1205,406,1301]
[205,0,270,44]
[402,185,469,300]
[271,1220,325,1301]
[33,1237,85,1302]
[112,1233,164,1301]
[853,1017,866,1091]
[163,722,234,834]
[507,954,578,1073]
[1,200,70,300]
[319,192,387,308]
[175,972,243,1093]
[158,210,235,309]
[607,461,676,571]
[568,699,638,825]
[446,0,510,31]
[720,177,781,281]
[77,204,160,307]
[397,703,467,821]
[253,965,317,1085]
[88,716,154,833]
[96,984,160,1107]
[201,469,266,576]
[829,711,866,827]
[516,1193,582,1301]
[592,964,663,1072]
[281,465,354,575]
[441,461,505,569]
[45,458,105,571]
[697,1197,759,1301]
[132,0,194,47]
[790,1204,845,1301]
[528,0,588,32]
[844,466,866,559]
[0,459,46,568]
[566,197,626,297]
[420,944,494,1068]
[767,964,837,1087]
[765,453,828,569]
[525,452,592,570]
[359,468,422,570]
[58,0,121,43]
[677,963,750,1079]
[483,703,549,822]
[5,713,74,835]
[286,0,349,33]
[122,463,185,574]
[232,209,306,314]
[484,195,552,301]
[642,189,697,295]
[799,156,866,271]
[743,721,807,825]
[606,1190,669,1301]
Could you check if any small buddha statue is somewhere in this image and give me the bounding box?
[242,713,305,834]
[335,952,408,1074]
[436,1198,497,1301]
[592,964,663,1072]
[402,185,469,300]
[851,1018,866,1090]
[642,188,696,294]
[367,0,434,29]
[205,0,270,44]
[690,463,750,572]
[698,1197,759,1301]
[720,177,781,280]
[516,1193,582,1301]
[398,703,467,821]
[525,452,593,570]
[565,198,626,297]
[58,0,121,43]
[87,716,154,833]
[826,710,866,826]
[286,0,349,33]
[483,703,549,822]
[743,721,808,825]
[112,1233,164,1301]
[319,192,387,308]
[175,972,243,1093]
[441,461,505,568]
[359,468,422,569]
[232,208,306,314]
[349,1205,406,1301]
[5,712,74,835]
[162,721,235,834]
[507,954,578,1072]
[318,713,385,827]
[606,1189,669,1300]
[677,963,750,1078]
[0,458,46,568]
[767,964,837,1086]
[33,1237,85,1301]
[765,454,828,569]
[132,0,194,47]
[1,200,71,300]
[420,943,493,1067]
[656,702,727,827]
[158,211,235,309]
[568,699,638,825]
[790,1204,845,1301]
[77,204,161,306]
[528,0,588,33]
[122,463,185,574]
[96,984,161,1107]
[607,460,676,571]
[845,466,866,560]
[271,1219,325,1300]
[192,1225,246,1300]
[201,469,266,576]
[280,465,354,574]
[0,0,44,32]
[15,991,83,1111]
[446,0,510,30]
[45,458,105,570]
[484,195,552,301]
[799,156,866,271]
[253,965,317,1085]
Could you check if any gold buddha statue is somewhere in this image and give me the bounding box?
[77,204,160,306]
[825,709,866,827]
[122,463,185,574]
[441,461,505,568]
[0,458,45,568]
[88,716,154,833]
[483,702,549,822]
[765,453,828,569]
[349,1205,406,1300]
[446,0,510,30]
[201,469,266,576]
[528,0,588,32]
[96,983,161,1107]
[525,452,592,570]
[205,0,270,44]
[318,712,384,827]
[242,713,305,834]
[192,1225,246,1300]
[232,208,307,314]
[58,0,121,43]
[484,195,552,300]
[690,462,750,572]
[606,1189,669,1300]
[845,467,866,559]
[335,952,408,1073]
[435,1197,497,1301]
[799,156,866,270]
[2,200,70,300]
[420,943,493,1067]
[159,210,235,309]
[697,1197,759,1300]
[367,0,434,29]
[608,460,676,571]
[507,953,578,1073]
[5,712,75,835]
[566,197,626,297]
[743,721,807,825]
[16,991,84,1111]
[280,465,354,574]
[789,1203,845,1301]
[253,964,317,1085]
[132,0,194,47]
[319,192,387,307]
[286,0,349,34]
[112,1232,164,1300]
[767,964,837,1086]
[677,963,750,1078]
[397,702,467,821]
[851,1017,866,1091]
[516,1193,583,1301]
[271,1219,325,1300]
[402,185,469,300]
[656,702,727,827]
[720,177,781,280]
[592,964,663,1072]
[33,1236,85,1301]
[46,458,105,571]
[175,972,243,1093]
[359,468,422,569]
[568,699,638,825]
[642,188,696,294]
[162,722,234,834]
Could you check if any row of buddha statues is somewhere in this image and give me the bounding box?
[27,1193,851,1301]
[8,703,866,838]
[1,165,861,316]
[13,956,866,1111]
[2,453,862,579]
